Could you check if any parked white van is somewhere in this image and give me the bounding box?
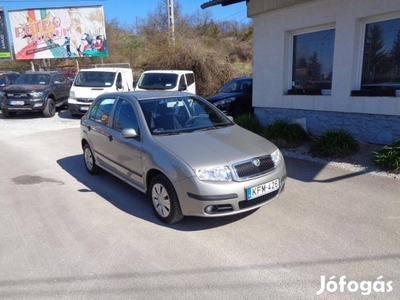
[68,64,133,116]
[134,70,196,94]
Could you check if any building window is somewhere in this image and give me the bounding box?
[359,17,400,96]
[290,29,335,95]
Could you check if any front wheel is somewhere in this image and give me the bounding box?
[1,109,16,118]
[148,174,184,224]
[43,98,56,117]
[83,143,101,174]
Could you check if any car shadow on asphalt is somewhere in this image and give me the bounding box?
[57,154,256,231]
[284,156,374,183]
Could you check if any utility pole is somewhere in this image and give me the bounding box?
[167,0,175,45]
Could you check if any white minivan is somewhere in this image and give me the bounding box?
[134,70,196,94]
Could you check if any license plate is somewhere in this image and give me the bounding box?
[246,179,279,200]
[10,100,24,105]
[80,106,89,111]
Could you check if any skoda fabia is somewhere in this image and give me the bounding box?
[80,91,287,223]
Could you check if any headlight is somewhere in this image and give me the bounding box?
[30,91,44,98]
[69,90,76,99]
[213,97,235,107]
[271,149,283,166]
[195,166,232,181]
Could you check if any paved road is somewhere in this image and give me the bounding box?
[0,111,399,299]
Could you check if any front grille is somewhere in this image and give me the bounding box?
[233,155,275,179]
[5,93,31,100]
[76,97,95,103]
[238,190,279,209]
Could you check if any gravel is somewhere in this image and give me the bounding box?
[1,108,399,181]
[0,109,80,136]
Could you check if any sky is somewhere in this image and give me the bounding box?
[0,0,250,26]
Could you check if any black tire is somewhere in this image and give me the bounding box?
[83,143,101,174]
[1,109,16,118]
[43,98,56,117]
[148,174,184,224]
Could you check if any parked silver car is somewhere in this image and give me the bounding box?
[80,91,287,224]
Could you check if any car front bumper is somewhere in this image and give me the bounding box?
[1,98,45,111]
[173,161,287,217]
[68,98,92,115]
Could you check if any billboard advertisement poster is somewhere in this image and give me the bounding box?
[0,9,11,59]
[8,5,108,60]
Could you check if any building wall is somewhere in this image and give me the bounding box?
[249,0,400,144]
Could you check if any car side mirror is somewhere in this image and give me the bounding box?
[178,83,187,91]
[121,128,139,139]
[116,82,123,89]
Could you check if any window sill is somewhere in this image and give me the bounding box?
[351,90,396,97]
[287,89,331,96]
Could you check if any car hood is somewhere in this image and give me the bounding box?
[205,92,243,103]
[154,125,278,169]
[2,84,48,92]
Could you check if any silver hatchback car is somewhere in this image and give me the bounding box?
[80,91,287,223]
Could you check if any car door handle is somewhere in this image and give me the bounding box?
[108,135,113,142]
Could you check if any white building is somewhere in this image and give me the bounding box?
[202,0,400,144]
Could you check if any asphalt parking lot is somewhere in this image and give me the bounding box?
[0,110,399,299]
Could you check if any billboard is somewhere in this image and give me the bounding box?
[0,9,12,59]
[8,5,107,60]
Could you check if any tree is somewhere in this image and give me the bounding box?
[389,28,400,82]
[308,52,322,81]
[362,24,386,84]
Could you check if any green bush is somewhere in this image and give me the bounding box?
[310,129,359,158]
[234,113,264,135]
[373,139,400,173]
[262,119,309,148]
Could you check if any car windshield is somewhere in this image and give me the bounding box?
[74,71,116,87]
[137,73,178,90]
[15,74,50,85]
[218,79,252,93]
[139,96,233,135]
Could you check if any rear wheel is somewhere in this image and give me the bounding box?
[43,98,56,117]
[148,174,184,224]
[83,143,101,174]
[1,109,16,118]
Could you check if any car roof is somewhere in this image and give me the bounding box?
[24,70,63,75]
[230,76,252,81]
[142,70,194,74]
[0,71,19,75]
[101,91,197,101]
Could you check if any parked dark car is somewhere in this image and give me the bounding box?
[0,70,71,118]
[205,77,253,117]
[0,72,20,91]
[81,91,287,224]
